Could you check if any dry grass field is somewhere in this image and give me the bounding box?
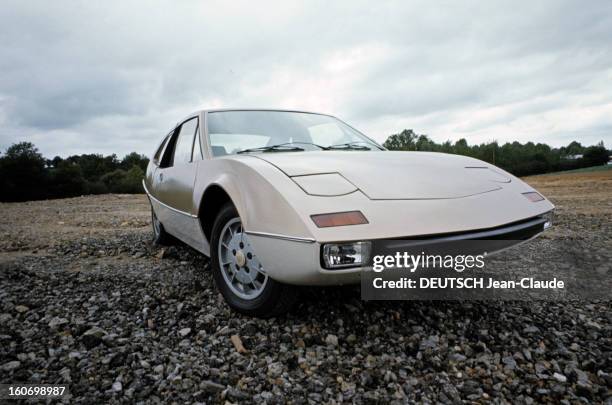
[525,168,611,217]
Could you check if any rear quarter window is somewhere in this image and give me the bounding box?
[153,134,170,165]
[173,118,198,165]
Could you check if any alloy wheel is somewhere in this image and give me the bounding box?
[218,217,268,299]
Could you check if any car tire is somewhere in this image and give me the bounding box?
[210,202,297,317]
[151,207,171,245]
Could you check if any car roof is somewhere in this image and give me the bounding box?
[205,108,332,115]
[176,108,335,125]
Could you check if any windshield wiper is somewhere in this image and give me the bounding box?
[237,141,371,154]
[326,142,371,151]
[282,142,328,150]
[236,144,305,154]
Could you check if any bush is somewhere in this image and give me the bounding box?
[0,142,47,201]
[582,144,609,166]
[85,181,109,195]
[100,165,144,194]
[383,131,611,177]
[121,165,145,193]
[49,161,87,198]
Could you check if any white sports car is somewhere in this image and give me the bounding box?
[144,109,554,316]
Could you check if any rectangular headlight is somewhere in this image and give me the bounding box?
[322,241,371,269]
[540,210,554,230]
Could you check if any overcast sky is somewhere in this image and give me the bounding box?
[1,1,611,158]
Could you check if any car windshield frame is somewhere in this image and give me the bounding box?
[205,110,384,157]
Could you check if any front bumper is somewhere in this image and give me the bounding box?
[248,214,551,286]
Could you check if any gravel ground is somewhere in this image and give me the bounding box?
[0,171,610,404]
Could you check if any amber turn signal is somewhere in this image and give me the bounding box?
[311,211,368,228]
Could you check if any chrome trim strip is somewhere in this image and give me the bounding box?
[142,180,198,219]
[245,230,316,244]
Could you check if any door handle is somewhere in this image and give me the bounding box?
[159,173,164,182]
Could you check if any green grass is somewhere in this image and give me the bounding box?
[529,164,612,177]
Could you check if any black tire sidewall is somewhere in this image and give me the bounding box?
[210,203,285,316]
[151,207,169,245]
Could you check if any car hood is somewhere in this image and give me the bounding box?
[253,151,512,200]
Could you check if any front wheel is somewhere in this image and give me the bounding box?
[210,203,297,317]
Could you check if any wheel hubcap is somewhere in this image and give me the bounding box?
[235,250,246,267]
[218,217,267,299]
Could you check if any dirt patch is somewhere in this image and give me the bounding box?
[524,169,612,239]
[0,194,150,254]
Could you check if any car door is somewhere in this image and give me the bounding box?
[155,116,203,246]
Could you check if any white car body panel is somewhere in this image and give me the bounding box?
[144,109,555,285]
[257,151,509,199]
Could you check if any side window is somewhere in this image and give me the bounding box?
[192,124,203,160]
[171,118,198,165]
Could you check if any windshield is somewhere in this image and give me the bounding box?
[207,110,383,156]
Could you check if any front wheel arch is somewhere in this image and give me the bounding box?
[198,184,235,244]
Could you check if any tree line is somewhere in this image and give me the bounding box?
[0,142,148,202]
[0,135,610,202]
[383,130,610,177]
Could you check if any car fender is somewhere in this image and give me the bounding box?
[193,157,316,247]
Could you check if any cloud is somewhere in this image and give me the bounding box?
[0,0,611,157]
